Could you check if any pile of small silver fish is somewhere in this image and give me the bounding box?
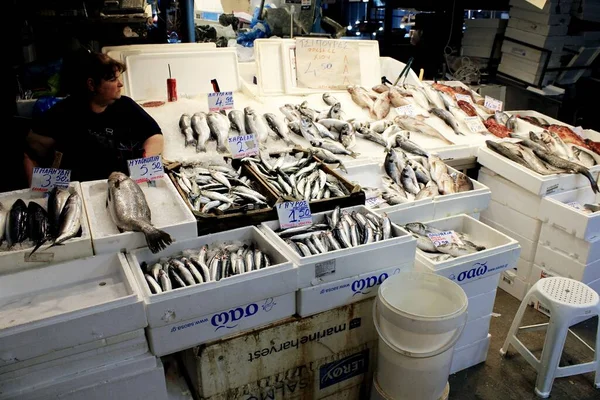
[405,222,486,261]
[487,135,599,193]
[174,162,270,213]
[179,108,294,153]
[361,150,473,208]
[141,242,274,293]
[242,151,351,201]
[276,206,394,257]
[0,187,82,254]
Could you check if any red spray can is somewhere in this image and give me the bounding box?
[167,78,177,102]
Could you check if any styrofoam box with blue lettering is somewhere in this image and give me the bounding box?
[81,176,197,255]
[451,334,491,375]
[126,226,297,356]
[415,214,521,287]
[0,253,147,369]
[297,262,413,317]
[260,205,416,289]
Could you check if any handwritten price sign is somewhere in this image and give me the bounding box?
[426,230,464,248]
[485,96,503,112]
[395,104,416,117]
[127,155,164,183]
[228,134,259,159]
[208,91,234,112]
[464,116,487,133]
[277,200,312,229]
[31,168,71,192]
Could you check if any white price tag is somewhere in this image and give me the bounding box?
[395,104,416,117]
[127,155,164,184]
[455,94,473,104]
[426,230,464,248]
[31,168,71,192]
[228,134,259,159]
[567,201,584,210]
[365,196,386,208]
[208,91,234,112]
[485,96,503,112]
[277,200,312,229]
[464,116,487,133]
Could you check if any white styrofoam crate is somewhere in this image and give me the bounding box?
[0,330,148,395]
[0,253,146,368]
[480,217,538,262]
[510,6,571,25]
[539,186,600,241]
[505,27,567,49]
[510,0,573,14]
[501,39,563,65]
[508,16,569,36]
[261,205,416,289]
[433,178,491,219]
[481,199,542,242]
[296,262,412,317]
[456,272,501,298]
[415,214,521,286]
[126,226,296,329]
[456,314,493,349]
[534,243,600,283]
[0,183,93,274]
[500,52,562,77]
[461,45,497,59]
[498,269,530,301]
[467,289,497,322]
[517,257,534,281]
[81,176,197,255]
[2,353,166,400]
[477,168,544,219]
[538,222,600,265]
[498,62,558,86]
[451,334,491,374]
[477,145,600,196]
[146,292,295,356]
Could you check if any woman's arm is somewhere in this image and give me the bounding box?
[142,134,163,157]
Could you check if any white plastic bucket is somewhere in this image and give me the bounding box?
[373,271,468,399]
[371,376,450,400]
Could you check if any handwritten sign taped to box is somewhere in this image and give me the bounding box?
[295,38,360,90]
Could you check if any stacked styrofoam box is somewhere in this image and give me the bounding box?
[414,214,521,373]
[0,253,167,400]
[500,0,571,85]
[461,19,508,63]
[529,187,600,314]
[571,0,600,23]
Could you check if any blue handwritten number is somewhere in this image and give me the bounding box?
[141,165,148,176]
[237,141,244,153]
[152,162,162,171]
[288,209,297,223]
[42,173,51,188]
[216,97,223,107]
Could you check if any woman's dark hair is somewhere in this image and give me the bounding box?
[61,49,126,97]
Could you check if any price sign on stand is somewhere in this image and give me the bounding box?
[455,94,473,104]
[127,155,164,184]
[228,134,259,158]
[365,196,386,208]
[395,104,416,117]
[426,231,464,248]
[31,168,71,192]
[277,200,312,229]
[464,116,487,133]
[208,91,234,112]
[485,96,503,112]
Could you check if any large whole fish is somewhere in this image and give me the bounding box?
[264,113,294,145]
[53,192,83,246]
[107,172,173,253]
[0,202,6,244]
[533,148,599,193]
[48,186,71,237]
[179,114,196,147]
[207,112,230,153]
[245,107,269,144]
[394,115,453,144]
[6,199,28,246]
[191,112,211,152]
[27,201,49,255]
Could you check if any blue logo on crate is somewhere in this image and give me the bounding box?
[319,350,369,389]
[456,261,488,282]
[350,268,400,296]
[211,303,259,331]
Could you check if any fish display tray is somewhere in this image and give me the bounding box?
[480,216,538,262]
[0,253,146,368]
[538,186,600,241]
[166,161,279,237]
[126,226,297,356]
[0,183,93,274]
[538,222,600,265]
[482,199,542,242]
[414,214,521,285]
[260,205,417,289]
[477,145,600,196]
[80,176,197,255]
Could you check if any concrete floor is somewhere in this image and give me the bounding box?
[449,290,599,400]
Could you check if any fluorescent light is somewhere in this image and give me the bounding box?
[400,24,405,28]
[355,20,360,24]
[347,25,352,30]
[378,27,383,31]
[355,31,360,36]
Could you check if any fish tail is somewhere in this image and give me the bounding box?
[339,163,348,173]
[583,169,600,193]
[350,152,360,159]
[142,226,173,254]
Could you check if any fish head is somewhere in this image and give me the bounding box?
[107,171,129,188]
[540,131,554,145]
[244,106,255,115]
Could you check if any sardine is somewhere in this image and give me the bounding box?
[145,274,163,294]
[311,139,359,158]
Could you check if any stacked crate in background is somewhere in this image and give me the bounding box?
[500,0,571,86]
[461,18,508,66]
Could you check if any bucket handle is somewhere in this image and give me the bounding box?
[373,301,468,359]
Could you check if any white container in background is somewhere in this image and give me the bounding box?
[508,16,569,36]
[81,176,197,255]
[510,0,574,14]
[509,6,571,25]
[481,199,542,242]
[260,205,416,289]
[517,257,534,281]
[539,186,600,240]
[534,243,600,283]
[498,269,530,301]
[451,334,491,374]
[415,214,521,286]
[505,27,567,50]
[296,262,412,317]
[0,253,146,368]
[480,217,538,262]
[477,168,544,219]
[538,222,600,265]
[432,176,491,219]
[0,183,93,274]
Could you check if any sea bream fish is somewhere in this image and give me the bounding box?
[207,112,230,153]
[179,113,196,147]
[245,107,269,144]
[228,110,246,134]
[191,112,211,152]
[107,172,173,253]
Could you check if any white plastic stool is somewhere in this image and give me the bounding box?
[500,277,600,398]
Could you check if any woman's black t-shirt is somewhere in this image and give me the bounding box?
[33,95,162,182]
